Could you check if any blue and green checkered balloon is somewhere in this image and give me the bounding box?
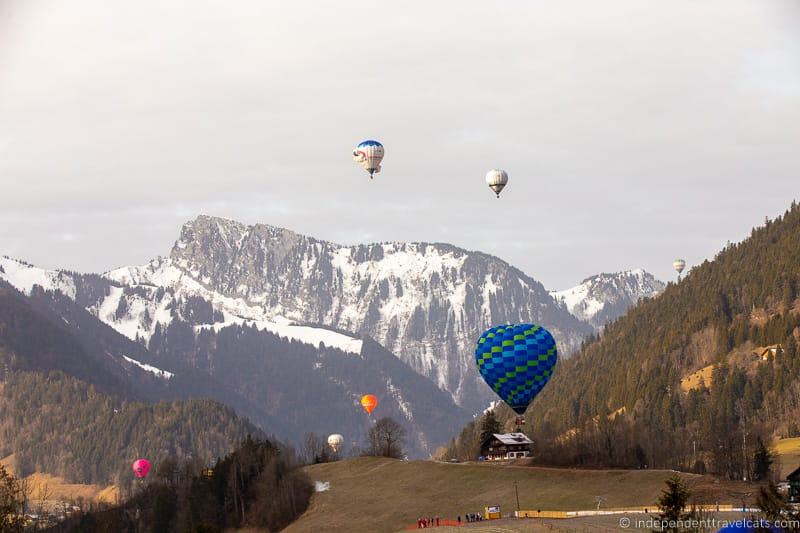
[475,324,558,415]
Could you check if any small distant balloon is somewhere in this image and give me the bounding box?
[327,434,344,453]
[360,394,378,414]
[485,169,508,198]
[353,140,384,179]
[673,259,686,278]
[132,459,151,479]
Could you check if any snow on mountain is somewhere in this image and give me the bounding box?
[0,256,76,298]
[0,255,362,355]
[156,215,592,410]
[0,252,471,456]
[122,355,174,379]
[103,258,363,354]
[550,269,665,330]
[1,216,593,412]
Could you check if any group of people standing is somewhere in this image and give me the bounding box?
[415,512,486,528]
[416,516,440,528]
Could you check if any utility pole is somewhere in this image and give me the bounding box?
[514,480,520,515]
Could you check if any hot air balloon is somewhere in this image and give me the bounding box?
[475,324,557,423]
[485,169,508,198]
[132,458,151,479]
[327,434,344,453]
[360,394,378,414]
[673,258,686,281]
[353,140,384,179]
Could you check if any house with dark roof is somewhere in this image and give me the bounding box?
[480,433,533,461]
[788,466,800,503]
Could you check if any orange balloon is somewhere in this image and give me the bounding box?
[360,394,378,414]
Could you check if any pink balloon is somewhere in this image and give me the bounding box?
[132,459,151,479]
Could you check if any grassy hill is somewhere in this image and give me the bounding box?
[285,457,755,533]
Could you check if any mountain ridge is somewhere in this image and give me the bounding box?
[162,214,593,410]
[550,269,665,330]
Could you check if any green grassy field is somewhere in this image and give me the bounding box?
[284,458,757,533]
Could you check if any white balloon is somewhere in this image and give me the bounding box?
[485,169,508,198]
[673,259,686,274]
[327,434,344,453]
[353,140,384,179]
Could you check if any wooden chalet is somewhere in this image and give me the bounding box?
[480,433,533,461]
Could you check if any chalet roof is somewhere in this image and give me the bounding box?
[760,344,783,356]
[491,433,534,445]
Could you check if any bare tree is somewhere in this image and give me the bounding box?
[302,433,330,464]
[35,480,53,527]
[364,417,407,459]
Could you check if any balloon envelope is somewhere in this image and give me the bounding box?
[353,140,384,178]
[132,459,151,479]
[327,434,344,452]
[673,258,686,274]
[360,394,378,414]
[485,169,508,197]
[475,324,558,415]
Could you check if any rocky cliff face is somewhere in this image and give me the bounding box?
[163,215,592,410]
[2,216,594,413]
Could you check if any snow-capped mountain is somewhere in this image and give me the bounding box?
[0,256,468,456]
[550,269,665,330]
[128,215,591,409]
[1,215,592,412]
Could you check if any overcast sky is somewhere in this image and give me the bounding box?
[1,0,798,289]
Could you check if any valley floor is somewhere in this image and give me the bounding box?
[284,457,758,533]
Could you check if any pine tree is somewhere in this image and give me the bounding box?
[657,475,691,528]
[479,410,501,444]
[752,438,773,481]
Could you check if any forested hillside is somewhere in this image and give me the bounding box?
[449,201,800,480]
[0,371,262,486]
[0,283,132,395]
[0,258,472,457]
[148,320,468,454]
[47,436,312,533]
